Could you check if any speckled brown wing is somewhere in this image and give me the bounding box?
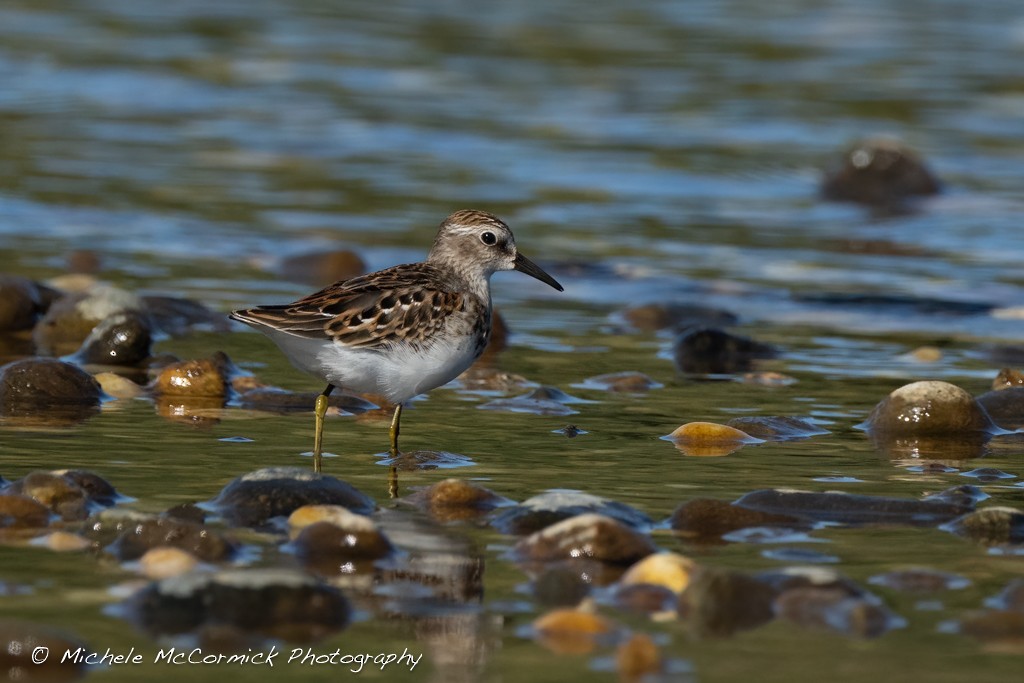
[230,263,467,350]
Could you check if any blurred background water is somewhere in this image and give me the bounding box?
[2,1,1024,681]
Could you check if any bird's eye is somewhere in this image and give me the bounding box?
[480,231,497,246]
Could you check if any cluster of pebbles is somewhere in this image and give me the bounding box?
[2,141,1023,680]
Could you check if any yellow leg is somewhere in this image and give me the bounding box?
[388,404,403,456]
[312,385,334,473]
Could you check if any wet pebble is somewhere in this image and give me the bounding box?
[944,506,1024,545]
[8,471,103,521]
[0,275,53,332]
[774,586,902,638]
[868,568,970,593]
[922,484,989,508]
[0,619,88,682]
[65,311,152,366]
[403,479,512,523]
[94,372,147,399]
[614,583,679,616]
[532,565,591,607]
[677,567,776,637]
[665,422,763,456]
[734,487,974,527]
[619,552,698,594]
[139,547,200,579]
[515,513,657,565]
[620,302,738,333]
[861,381,995,436]
[725,416,829,441]
[0,494,54,530]
[960,467,1016,481]
[292,519,394,571]
[976,387,1024,431]
[492,490,652,535]
[109,517,236,562]
[0,358,103,419]
[672,327,776,375]
[821,137,941,208]
[36,531,92,552]
[532,603,615,655]
[33,284,142,356]
[616,633,665,682]
[955,610,1024,646]
[575,371,662,393]
[131,568,351,641]
[209,467,375,527]
[992,368,1024,390]
[670,498,803,540]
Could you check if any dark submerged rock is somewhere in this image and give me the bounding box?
[670,498,804,540]
[821,138,941,208]
[0,358,103,420]
[734,488,973,527]
[66,311,152,366]
[0,619,88,682]
[131,568,350,641]
[621,303,738,333]
[677,568,777,637]
[292,519,394,570]
[404,479,512,523]
[868,568,970,593]
[142,295,231,335]
[575,371,662,393]
[237,388,377,414]
[0,494,52,530]
[109,517,236,562]
[492,490,652,535]
[725,416,829,441]
[478,386,584,416]
[0,275,52,332]
[976,387,1024,431]
[7,471,115,522]
[32,285,142,356]
[774,586,902,638]
[209,467,375,527]
[515,513,657,565]
[944,506,1024,545]
[672,327,776,375]
[532,565,592,607]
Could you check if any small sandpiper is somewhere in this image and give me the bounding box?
[231,209,564,472]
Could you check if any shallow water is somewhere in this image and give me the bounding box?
[2,0,1024,681]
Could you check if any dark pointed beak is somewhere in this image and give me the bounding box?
[514,252,564,292]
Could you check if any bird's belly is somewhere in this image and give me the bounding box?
[313,335,480,403]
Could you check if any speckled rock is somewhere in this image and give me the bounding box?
[734,488,973,527]
[0,494,51,531]
[0,619,88,682]
[131,568,351,641]
[861,381,996,436]
[677,568,777,637]
[775,586,902,638]
[670,498,804,540]
[0,275,53,332]
[976,387,1024,431]
[725,416,829,441]
[66,311,152,366]
[209,467,375,528]
[0,359,103,418]
[672,327,776,375]
[404,479,512,523]
[492,490,652,535]
[109,516,236,562]
[822,138,941,208]
[944,506,1024,545]
[515,513,657,565]
[33,284,142,356]
[154,353,234,399]
[621,303,738,333]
